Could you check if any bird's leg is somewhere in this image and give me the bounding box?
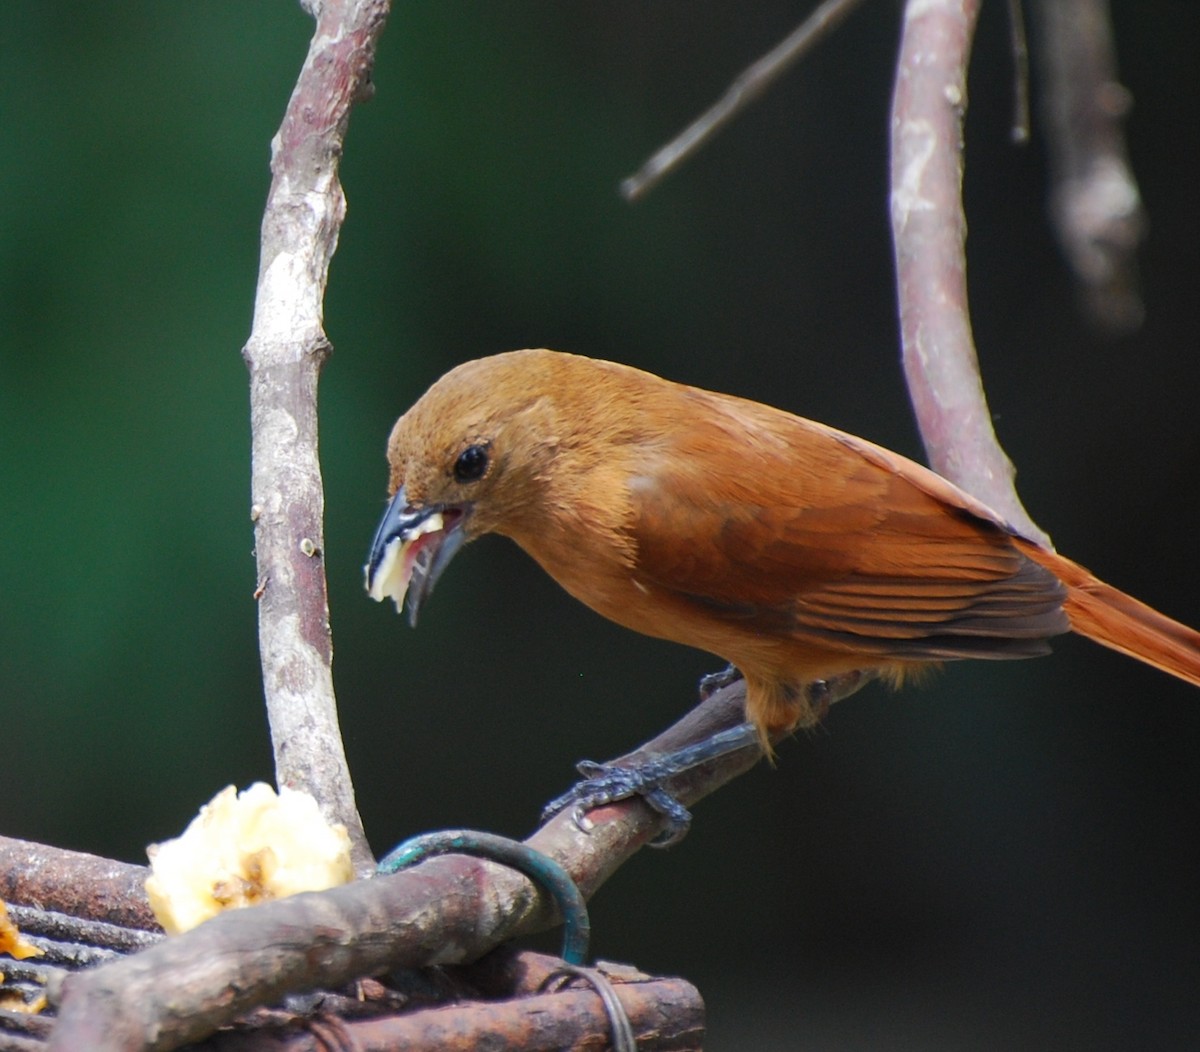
[541,669,876,847]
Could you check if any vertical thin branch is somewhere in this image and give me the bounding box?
[890,0,1050,547]
[1032,0,1144,333]
[242,0,392,875]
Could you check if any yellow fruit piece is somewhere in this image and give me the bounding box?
[145,783,354,935]
[0,901,43,961]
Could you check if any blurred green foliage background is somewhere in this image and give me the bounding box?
[2,2,1197,1046]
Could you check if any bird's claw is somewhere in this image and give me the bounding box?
[543,723,762,847]
[698,663,743,700]
[542,760,693,848]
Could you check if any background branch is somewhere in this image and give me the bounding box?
[1006,0,1032,142]
[620,0,868,201]
[1032,0,1145,333]
[241,0,392,875]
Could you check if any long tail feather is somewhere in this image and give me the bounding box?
[1016,540,1200,687]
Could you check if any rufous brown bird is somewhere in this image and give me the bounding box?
[367,349,1200,763]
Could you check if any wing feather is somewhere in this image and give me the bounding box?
[627,392,1069,661]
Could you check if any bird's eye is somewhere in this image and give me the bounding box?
[453,444,489,483]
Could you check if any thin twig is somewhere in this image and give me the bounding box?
[1007,0,1031,142]
[1032,0,1144,332]
[890,0,1050,546]
[241,0,392,875]
[620,0,869,201]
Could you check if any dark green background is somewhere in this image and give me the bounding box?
[2,3,1197,1047]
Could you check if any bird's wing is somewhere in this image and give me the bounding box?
[626,397,1068,660]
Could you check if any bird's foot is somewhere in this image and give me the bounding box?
[543,762,695,847]
[697,663,743,700]
[541,722,761,848]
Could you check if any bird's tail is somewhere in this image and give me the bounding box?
[1016,539,1200,687]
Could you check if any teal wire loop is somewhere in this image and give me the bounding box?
[377,830,591,965]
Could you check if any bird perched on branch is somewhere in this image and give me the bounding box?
[366,350,1200,824]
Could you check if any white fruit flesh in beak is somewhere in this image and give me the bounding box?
[365,510,445,612]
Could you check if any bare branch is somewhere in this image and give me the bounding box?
[1032,0,1145,333]
[890,0,1050,546]
[0,835,158,933]
[620,0,869,202]
[241,0,392,875]
[193,963,703,1051]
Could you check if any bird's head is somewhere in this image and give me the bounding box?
[365,349,575,625]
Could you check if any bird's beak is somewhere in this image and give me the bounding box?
[365,486,469,627]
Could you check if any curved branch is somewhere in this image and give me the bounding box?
[890,0,1050,546]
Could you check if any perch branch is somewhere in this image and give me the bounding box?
[240,0,392,874]
[620,0,869,201]
[50,672,876,1051]
[890,0,1050,545]
[1032,0,1144,332]
[47,682,756,1052]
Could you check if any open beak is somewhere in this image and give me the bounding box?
[365,486,469,627]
